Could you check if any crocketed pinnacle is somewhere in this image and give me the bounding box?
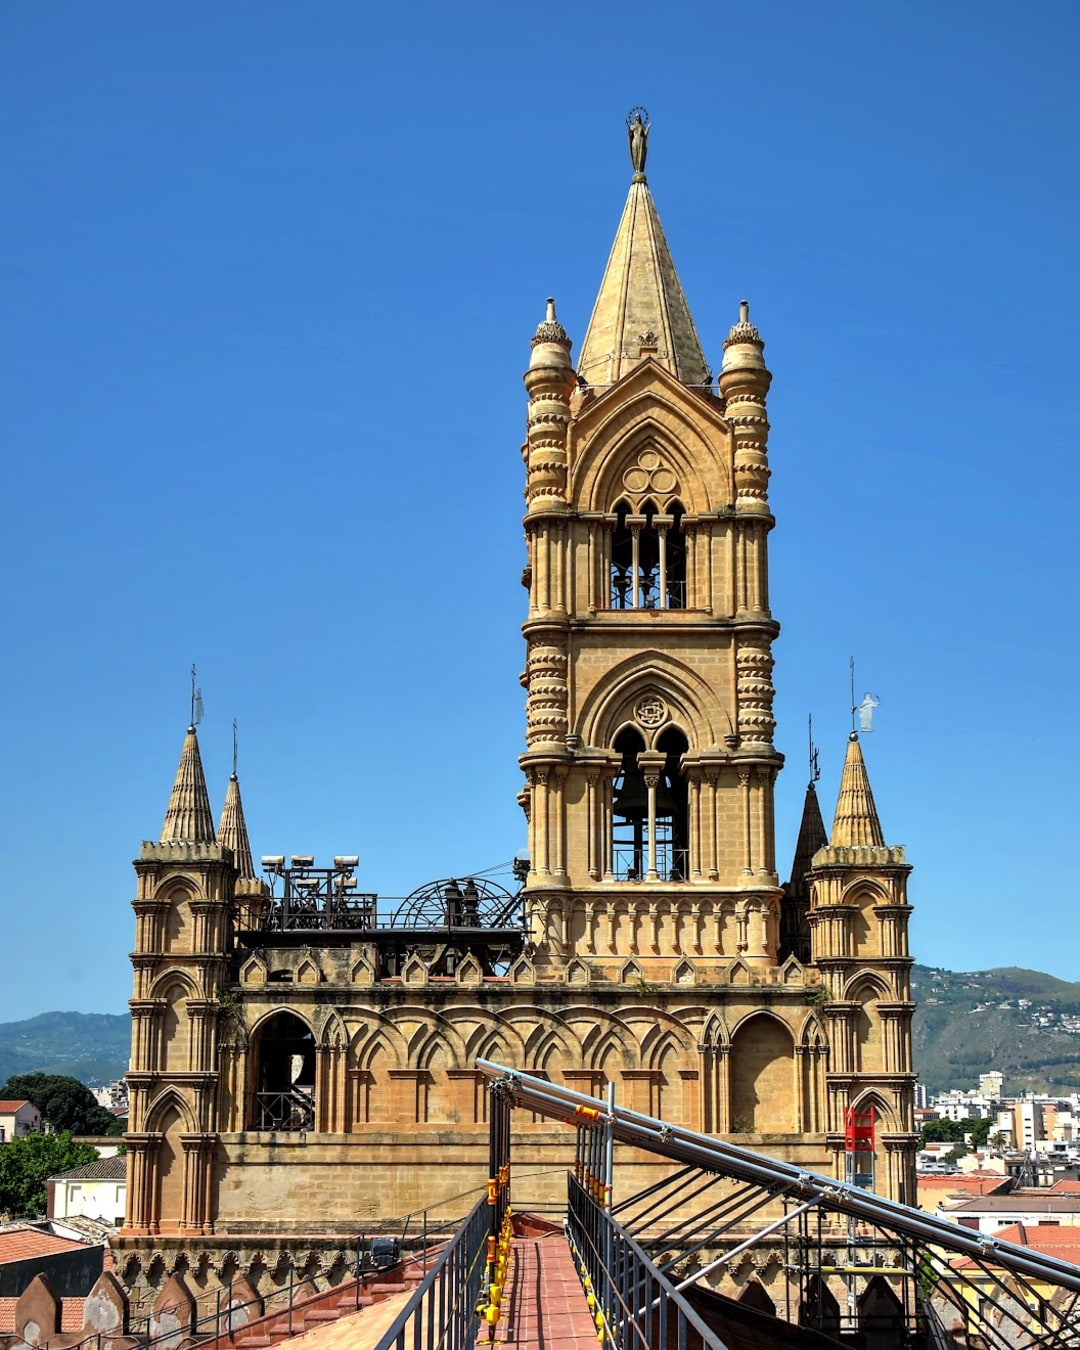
[829,734,885,848]
[218,773,256,879]
[577,177,709,389]
[531,297,571,350]
[160,726,217,845]
[788,781,828,886]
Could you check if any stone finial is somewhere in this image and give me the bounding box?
[721,300,767,380]
[218,772,257,879]
[725,299,763,348]
[149,1274,196,1350]
[160,726,217,845]
[531,298,572,356]
[788,780,828,887]
[828,733,886,848]
[14,1273,60,1345]
[82,1270,130,1343]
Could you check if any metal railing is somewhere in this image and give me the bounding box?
[374,1196,489,1350]
[568,1174,727,1350]
[612,845,690,882]
[249,1089,315,1131]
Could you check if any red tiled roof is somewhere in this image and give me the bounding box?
[952,1223,1080,1269]
[919,1174,1010,1195]
[0,1101,34,1113]
[1049,1180,1080,1194]
[0,1229,86,1263]
[946,1193,1080,1213]
[0,1297,86,1333]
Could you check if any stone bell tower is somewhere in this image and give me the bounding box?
[519,112,784,980]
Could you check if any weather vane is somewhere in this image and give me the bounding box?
[190,663,204,729]
[232,718,239,778]
[627,106,651,177]
[808,714,820,787]
[849,657,880,734]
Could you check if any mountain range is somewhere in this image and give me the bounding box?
[4,964,1080,1096]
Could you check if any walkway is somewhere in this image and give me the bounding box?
[491,1232,599,1349]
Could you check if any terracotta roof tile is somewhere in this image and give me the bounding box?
[0,1101,33,1113]
[951,1223,1080,1269]
[920,1174,1010,1194]
[0,1296,86,1333]
[0,1228,86,1262]
[50,1155,126,1182]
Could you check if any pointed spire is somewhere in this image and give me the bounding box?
[159,726,217,845]
[218,773,256,879]
[828,734,885,848]
[789,781,828,885]
[577,120,709,389]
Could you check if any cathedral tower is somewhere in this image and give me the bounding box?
[125,726,236,1235]
[520,116,783,977]
[807,733,918,1202]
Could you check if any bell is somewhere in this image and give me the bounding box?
[612,775,648,821]
[613,774,679,821]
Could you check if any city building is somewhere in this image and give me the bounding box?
[114,120,917,1305]
[0,1103,40,1145]
[47,1156,127,1228]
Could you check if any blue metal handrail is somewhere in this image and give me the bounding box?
[567,1174,728,1350]
[375,1196,489,1350]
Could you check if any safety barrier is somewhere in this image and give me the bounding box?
[374,1196,490,1350]
[568,1173,727,1349]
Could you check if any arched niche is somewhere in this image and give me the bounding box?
[729,1014,795,1133]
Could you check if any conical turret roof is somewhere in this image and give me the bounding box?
[828,734,885,848]
[577,176,709,390]
[218,773,256,879]
[788,781,828,885]
[159,726,217,845]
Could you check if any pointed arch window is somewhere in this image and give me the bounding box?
[610,500,686,609]
[611,726,689,881]
[248,1012,316,1131]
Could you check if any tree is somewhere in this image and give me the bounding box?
[0,1132,98,1218]
[0,1073,120,1136]
[968,1117,992,1148]
[919,1116,993,1149]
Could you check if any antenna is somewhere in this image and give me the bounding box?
[232,718,239,778]
[190,664,204,728]
[808,714,820,788]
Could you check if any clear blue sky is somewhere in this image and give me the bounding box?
[2,2,1077,1023]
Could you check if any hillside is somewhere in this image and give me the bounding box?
[0,1011,130,1087]
[5,967,1080,1097]
[912,965,1080,1093]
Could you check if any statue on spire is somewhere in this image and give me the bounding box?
[627,107,650,178]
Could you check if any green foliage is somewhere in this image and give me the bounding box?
[919,1116,991,1148]
[0,1132,98,1218]
[0,1073,120,1136]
